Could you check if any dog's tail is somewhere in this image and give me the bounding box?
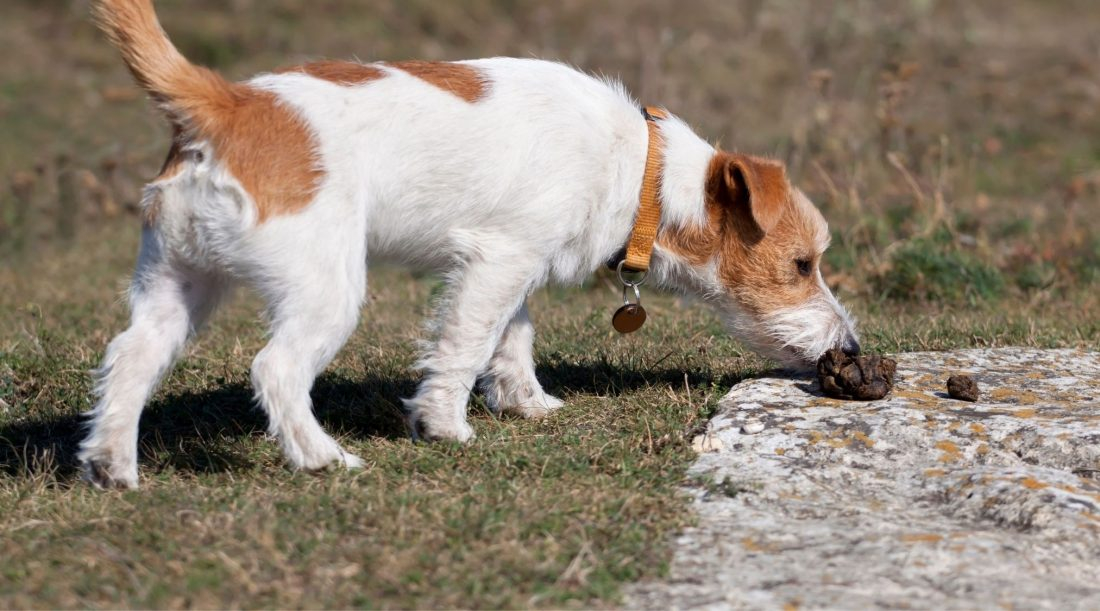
[92,0,236,126]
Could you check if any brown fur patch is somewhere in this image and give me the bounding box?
[94,0,324,223]
[162,76,324,222]
[720,224,821,316]
[656,165,723,268]
[386,61,488,103]
[274,60,385,86]
[659,152,825,315]
[196,85,323,222]
[720,153,788,236]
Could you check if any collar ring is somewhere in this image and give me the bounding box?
[616,259,648,288]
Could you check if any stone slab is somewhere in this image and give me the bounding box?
[625,348,1100,610]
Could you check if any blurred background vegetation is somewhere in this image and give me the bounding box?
[2,0,1099,306]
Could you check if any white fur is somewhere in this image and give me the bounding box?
[732,275,857,367]
[655,112,715,230]
[81,57,857,487]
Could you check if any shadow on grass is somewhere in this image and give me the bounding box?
[536,358,746,399]
[0,373,416,482]
[0,359,746,482]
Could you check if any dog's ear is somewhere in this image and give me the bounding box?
[709,153,790,236]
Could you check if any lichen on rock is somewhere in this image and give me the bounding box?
[626,348,1100,609]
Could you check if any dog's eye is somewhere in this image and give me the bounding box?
[796,259,812,277]
[190,149,205,164]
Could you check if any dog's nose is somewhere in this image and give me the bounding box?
[841,336,861,357]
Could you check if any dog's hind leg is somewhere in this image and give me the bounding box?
[479,302,563,419]
[79,228,226,489]
[249,259,365,471]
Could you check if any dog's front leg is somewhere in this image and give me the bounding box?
[479,302,563,419]
[405,252,538,442]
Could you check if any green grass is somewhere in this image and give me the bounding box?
[873,228,1006,304]
[1,222,1098,608]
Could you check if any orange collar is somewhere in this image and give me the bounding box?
[622,106,667,273]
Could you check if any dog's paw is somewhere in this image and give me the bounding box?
[81,458,139,490]
[410,416,476,444]
[339,450,365,470]
[502,393,564,419]
[293,443,365,472]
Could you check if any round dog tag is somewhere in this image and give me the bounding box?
[612,303,647,334]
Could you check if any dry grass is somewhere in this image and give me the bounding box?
[1,0,1099,607]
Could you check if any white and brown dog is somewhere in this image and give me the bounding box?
[81,0,859,488]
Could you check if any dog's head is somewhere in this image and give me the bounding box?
[659,151,859,367]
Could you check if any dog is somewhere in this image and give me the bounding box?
[80,0,859,488]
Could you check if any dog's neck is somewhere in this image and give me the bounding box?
[645,115,720,293]
[653,115,717,231]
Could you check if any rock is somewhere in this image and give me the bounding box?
[740,421,765,434]
[625,349,1100,610]
[816,348,897,400]
[947,374,980,401]
[691,432,724,454]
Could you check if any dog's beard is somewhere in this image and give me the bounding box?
[723,297,855,368]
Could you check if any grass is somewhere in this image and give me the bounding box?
[0,223,742,608]
[1,0,1099,607]
[1,222,1097,609]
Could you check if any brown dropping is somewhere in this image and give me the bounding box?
[946,375,980,402]
[817,349,897,401]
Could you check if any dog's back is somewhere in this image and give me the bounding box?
[95,0,648,283]
[255,58,645,280]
